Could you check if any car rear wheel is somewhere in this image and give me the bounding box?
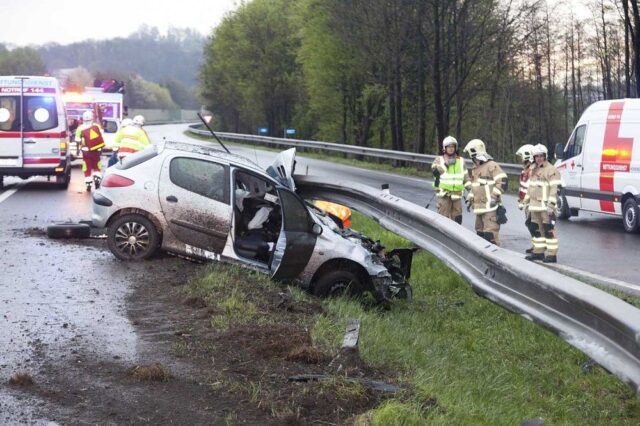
[313,269,364,298]
[107,214,159,260]
[622,198,640,233]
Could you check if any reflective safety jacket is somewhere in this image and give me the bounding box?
[114,126,151,156]
[518,164,533,208]
[75,123,105,151]
[524,160,561,212]
[431,155,465,199]
[465,160,507,214]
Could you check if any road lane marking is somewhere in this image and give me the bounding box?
[0,180,29,205]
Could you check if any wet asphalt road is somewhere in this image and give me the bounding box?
[0,123,636,421]
[154,123,638,285]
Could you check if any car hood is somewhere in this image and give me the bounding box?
[266,148,296,191]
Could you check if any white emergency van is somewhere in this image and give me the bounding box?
[555,99,640,233]
[0,76,71,190]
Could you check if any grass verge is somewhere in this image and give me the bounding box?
[314,212,640,425]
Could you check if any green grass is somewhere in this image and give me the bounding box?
[311,211,640,425]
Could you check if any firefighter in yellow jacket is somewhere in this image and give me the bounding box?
[463,139,508,246]
[113,115,151,160]
[524,143,561,263]
[431,136,465,224]
[516,144,535,254]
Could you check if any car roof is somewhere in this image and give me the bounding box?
[163,140,266,174]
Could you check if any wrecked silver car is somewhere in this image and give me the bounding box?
[92,141,413,302]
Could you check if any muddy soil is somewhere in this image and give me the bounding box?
[5,235,394,425]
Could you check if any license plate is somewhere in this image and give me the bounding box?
[0,158,17,166]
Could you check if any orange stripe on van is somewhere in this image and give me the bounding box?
[599,101,633,213]
[0,131,67,138]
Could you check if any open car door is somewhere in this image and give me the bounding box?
[270,187,318,280]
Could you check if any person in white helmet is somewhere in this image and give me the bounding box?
[523,143,561,263]
[113,114,151,160]
[515,144,535,254]
[75,110,105,191]
[107,118,133,167]
[431,135,465,224]
[462,139,508,246]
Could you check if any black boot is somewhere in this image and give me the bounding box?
[525,247,533,254]
[525,253,544,261]
[543,255,557,263]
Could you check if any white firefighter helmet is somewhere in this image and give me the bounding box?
[132,115,145,126]
[532,143,548,158]
[442,135,458,150]
[463,139,486,159]
[515,144,535,163]
[121,118,133,128]
[82,110,94,122]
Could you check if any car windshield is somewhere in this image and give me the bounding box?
[0,95,59,132]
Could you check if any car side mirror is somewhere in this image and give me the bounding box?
[312,223,323,236]
[554,143,564,161]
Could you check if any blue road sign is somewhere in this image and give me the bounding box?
[258,127,268,134]
[286,128,296,135]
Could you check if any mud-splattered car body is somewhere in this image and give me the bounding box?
[92,140,412,302]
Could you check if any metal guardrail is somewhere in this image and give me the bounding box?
[187,124,523,175]
[294,175,640,392]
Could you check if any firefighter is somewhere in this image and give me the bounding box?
[462,139,508,246]
[515,144,535,254]
[524,143,561,263]
[107,118,132,167]
[113,114,151,160]
[75,110,105,191]
[431,135,465,224]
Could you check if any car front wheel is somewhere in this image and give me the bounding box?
[622,198,640,233]
[312,269,364,298]
[107,214,159,260]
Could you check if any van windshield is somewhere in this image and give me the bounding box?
[0,95,59,132]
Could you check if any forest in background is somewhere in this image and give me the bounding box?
[0,26,204,109]
[200,0,640,161]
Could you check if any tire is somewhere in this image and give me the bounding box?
[557,190,571,220]
[312,269,364,298]
[0,175,4,190]
[622,198,640,233]
[47,223,91,239]
[56,169,71,190]
[107,214,159,260]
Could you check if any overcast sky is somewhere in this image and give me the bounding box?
[0,0,240,47]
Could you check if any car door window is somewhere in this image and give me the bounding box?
[25,96,58,131]
[169,157,229,204]
[279,189,311,232]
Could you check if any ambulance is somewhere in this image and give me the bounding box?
[555,99,640,233]
[0,76,71,190]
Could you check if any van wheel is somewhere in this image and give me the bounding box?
[622,199,640,233]
[56,170,71,190]
[557,190,571,220]
[107,214,159,260]
[313,269,363,298]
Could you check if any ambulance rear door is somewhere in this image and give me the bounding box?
[0,92,23,168]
